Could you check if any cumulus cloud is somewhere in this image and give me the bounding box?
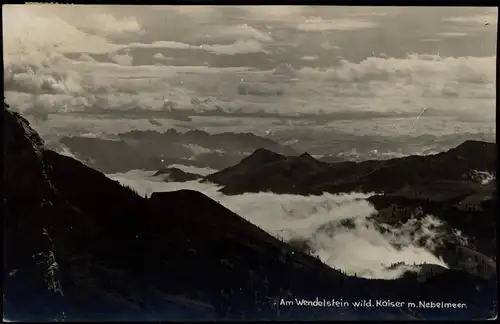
[2,6,142,76]
[421,38,441,42]
[200,40,269,55]
[152,52,175,61]
[442,14,497,25]
[109,53,134,66]
[74,54,97,62]
[5,50,495,122]
[107,170,452,280]
[301,56,318,61]
[438,32,468,37]
[127,39,268,55]
[4,59,86,97]
[3,5,496,124]
[2,6,120,63]
[296,54,495,102]
[297,17,378,31]
[69,61,252,79]
[320,41,341,50]
[10,5,144,36]
[3,47,254,114]
[206,24,273,42]
[158,5,219,21]
[128,40,195,50]
[242,6,305,23]
[347,11,388,17]
[87,13,143,36]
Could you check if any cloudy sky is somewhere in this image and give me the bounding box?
[3,5,498,122]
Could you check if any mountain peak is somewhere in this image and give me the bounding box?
[448,140,495,165]
[453,140,494,152]
[299,152,317,161]
[153,167,201,182]
[242,148,285,165]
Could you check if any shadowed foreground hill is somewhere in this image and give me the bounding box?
[3,104,497,321]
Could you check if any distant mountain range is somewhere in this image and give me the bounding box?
[49,126,496,176]
[4,101,497,321]
[51,128,298,173]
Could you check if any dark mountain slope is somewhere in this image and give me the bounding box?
[209,142,495,196]
[206,148,330,194]
[154,167,202,182]
[367,180,497,259]
[3,104,497,321]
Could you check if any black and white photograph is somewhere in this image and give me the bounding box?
[3,4,498,321]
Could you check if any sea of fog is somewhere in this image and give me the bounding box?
[107,169,455,280]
